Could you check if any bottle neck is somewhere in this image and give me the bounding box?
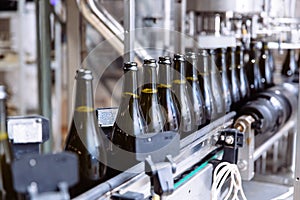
[142,66,158,92]
[158,64,172,88]
[185,58,198,81]
[74,76,95,112]
[230,50,236,69]
[236,49,244,67]
[198,53,209,76]
[122,70,139,98]
[173,60,186,83]
[289,49,295,60]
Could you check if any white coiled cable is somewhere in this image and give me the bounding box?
[211,162,247,200]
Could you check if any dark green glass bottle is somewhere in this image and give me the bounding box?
[140,59,165,133]
[0,86,14,199]
[172,54,196,136]
[209,49,225,117]
[111,62,147,152]
[185,52,206,128]
[216,48,232,113]
[227,47,241,104]
[246,40,263,94]
[198,50,217,123]
[259,42,273,88]
[157,56,180,132]
[282,49,297,79]
[64,69,107,196]
[236,45,250,100]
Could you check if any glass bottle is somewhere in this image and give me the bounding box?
[259,42,273,88]
[227,47,241,104]
[235,45,250,100]
[282,49,297,80]
[209,49,225,117]
[172,54,196,136]
[157,56,180,132]
[111,62,147,152]
[185,52,206,129]
[216,48,232,113]
[140,59,165,133]
[246,40,263,94]
[0,86,14,199]
[198,50,217,123]
[64,69,107,196]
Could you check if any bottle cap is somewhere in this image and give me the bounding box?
[123,62,138,71]
[198,49,208,57]
[185,52,196,60]
[143,59,157,67]
[76,68,93,80]
[158,56,171,65]
[173,54,185,61]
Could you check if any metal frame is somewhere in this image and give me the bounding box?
[74,112,235,199]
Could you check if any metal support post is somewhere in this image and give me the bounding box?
[124,0,135,62]
[35,0,52,153]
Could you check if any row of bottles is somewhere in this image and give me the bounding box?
[63,42,279,196]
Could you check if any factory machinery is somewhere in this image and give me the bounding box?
[1,0,300,200]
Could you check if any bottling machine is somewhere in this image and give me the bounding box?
[1,0,300,199]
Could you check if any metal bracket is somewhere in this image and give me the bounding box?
[145,155,176,196]
[216,128,244,164]
[234,115,256,181]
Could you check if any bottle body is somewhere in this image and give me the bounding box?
[209,49,225,117]
[172,54,196,136]
[246,41,263,95]
[140,59,165,133]
[282,49,297,80]
[157,57,180,132]
[227,47,241,104]
[64,69,107,196]
[216,48,232,113]
[259,42,273,88]
[236,46,250,100]
[198,50,217,123]
[185,52,206,128]
[111,62,147,152]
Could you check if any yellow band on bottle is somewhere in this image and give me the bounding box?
[141,88,158,94]
[76,106,94,112]
[186,77,198,81]
[122,92,139,98]
[0,132,8,141]
[173,79,186,84]
[158,84,172,88]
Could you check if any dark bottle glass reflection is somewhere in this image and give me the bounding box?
[216,48,232,113]
[209,49,225,117]
[235,45,250,100]
[185,52,206,128]
[246,40,263,94]
[111,62,148,152]
[198,50,217,123]
[282,49,297,80]
[157,56,180,132]
[140,59,165,133]
[259,41,273,88]
[227,47,241,104]
[64,69,107,196]
[172,54,196,136]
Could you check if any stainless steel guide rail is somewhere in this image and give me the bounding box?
[74,112,236,200]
